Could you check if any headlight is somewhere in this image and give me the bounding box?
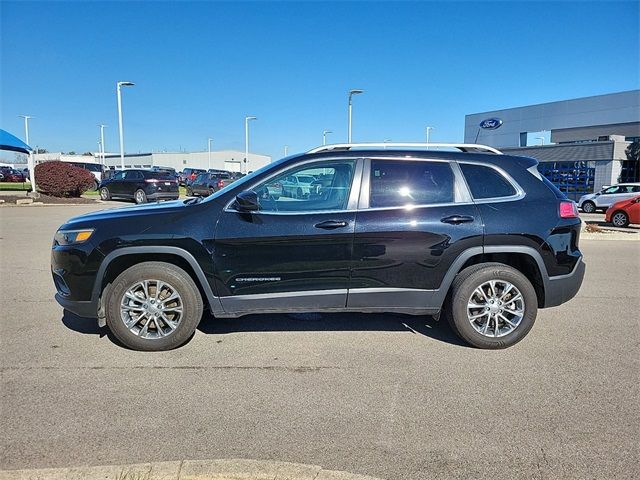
[54,229,94,246]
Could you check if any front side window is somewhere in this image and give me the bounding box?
[253,160,356,212]
[460,163,517,199]
[603,186,621,194]
[369,160,455,208]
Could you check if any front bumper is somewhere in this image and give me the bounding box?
[55,293,98,318]
[543,257,586,308]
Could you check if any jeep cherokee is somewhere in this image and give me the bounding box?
[51,143,585,351]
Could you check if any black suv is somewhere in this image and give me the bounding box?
[52,144,585,351]
[186,171,235,197]
[98,169,179,204]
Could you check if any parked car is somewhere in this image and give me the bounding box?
[186,172,235,197]
[605,195,640,227]
[67,161,106,191]
[281,173,316,198]
[98,169,179,204]
[0,167,26,182]
[179,168,205,186]
[578,183,640,213]
[52,142,585,351]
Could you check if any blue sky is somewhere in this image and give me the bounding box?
[1,0,638,160]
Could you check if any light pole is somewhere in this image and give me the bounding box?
[208,138,213,170]
[116,81,135,169]
[536,137,545,145]
[347,89,364,143]
[19,115,35,191]
[98,124,107,165]
[284,145,289,156]
[244,116,257,174]
[425,126,434,144]
[323,130,332,145]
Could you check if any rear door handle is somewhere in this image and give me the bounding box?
[441,215,475,225]
[314,220,349,230]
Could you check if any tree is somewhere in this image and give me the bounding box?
[620,140,640,183]
[626,140,640,162]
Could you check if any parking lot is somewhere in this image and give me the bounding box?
[1,203,639,479]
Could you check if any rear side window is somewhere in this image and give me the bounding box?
[370,160,454,208]
[460,163,517,199]
[144,170,173,180]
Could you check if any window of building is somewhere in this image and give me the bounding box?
[460,163,517,199]
[370,160,454,208]
[537,161,596,201]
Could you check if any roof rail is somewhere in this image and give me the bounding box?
[307,142,503,155]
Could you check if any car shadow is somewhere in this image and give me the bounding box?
[198,311,469,347]
[61,309,468,349]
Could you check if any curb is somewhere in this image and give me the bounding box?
[0,459,386,480]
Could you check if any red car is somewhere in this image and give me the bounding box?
[605,195,640,227]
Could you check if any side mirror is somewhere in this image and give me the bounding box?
[234,190,260,212]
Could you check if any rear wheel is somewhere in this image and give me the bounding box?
[89,180,99,192]
[611,210,630,227]
[134,189,147,204]
[445,263,538,349]
[208,188,215,196]
[104,262,204,351]
[581,201,596,213]
[99,187,111,200]
[186,187,194,196]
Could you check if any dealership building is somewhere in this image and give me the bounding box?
[32,150,272,174]
[464,90,639,199]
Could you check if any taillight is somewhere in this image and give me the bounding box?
[559,201,579,218]
[145,178,159,183]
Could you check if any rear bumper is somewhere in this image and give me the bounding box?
[147,192,179,201]
[543,257,586,308]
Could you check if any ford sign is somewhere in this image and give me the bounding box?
[479,118,503,130]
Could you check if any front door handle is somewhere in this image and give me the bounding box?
[441,215,475,225]
[314,220,349,230]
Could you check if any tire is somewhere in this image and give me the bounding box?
[104,262,204,351]
[186,187,194,197]
[581,201,596,213]
[89,180,99,192]
[134,189,147,204]
[208,188,215,197]
[99,187,111,201]
[445,263,538,349]
[611,210,630,228]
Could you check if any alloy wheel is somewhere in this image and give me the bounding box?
[120,279,183,339]
[612,212,628,227]
[467,280,525,338]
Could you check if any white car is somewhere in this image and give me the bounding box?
[281,174,315,199]
[578,183,640,213]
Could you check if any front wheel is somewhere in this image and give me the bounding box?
[186,187,194,197]
[99,187,111,201]
[134,189,147,204]
[581,201,596,213]
[104,262,204,351]
[611,210,630,227]
[445,263,538,349]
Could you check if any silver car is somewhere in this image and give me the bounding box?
[578,183,640,213]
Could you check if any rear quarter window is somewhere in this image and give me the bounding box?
[460,163,517,199]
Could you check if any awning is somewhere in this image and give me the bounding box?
[0,129,32,154]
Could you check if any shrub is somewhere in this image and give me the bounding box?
[34,161,95,197]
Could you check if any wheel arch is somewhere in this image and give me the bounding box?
[437,246,548,309]
[92,246,223,316]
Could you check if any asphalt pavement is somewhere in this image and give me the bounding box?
[1,203,639,479]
